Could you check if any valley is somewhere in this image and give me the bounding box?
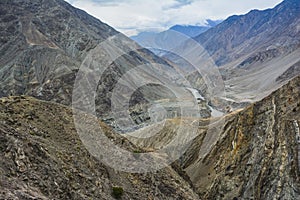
[0,0,300,199]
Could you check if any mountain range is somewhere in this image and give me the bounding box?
[170,20,222,38]
[163,0,300,107]
[1,0,300,199]
[130,20,222,55]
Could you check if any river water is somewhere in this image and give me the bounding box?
[186,87,224,118]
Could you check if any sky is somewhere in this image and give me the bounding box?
[65,0,283,36]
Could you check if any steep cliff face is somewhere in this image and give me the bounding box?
[181,75,300,199]
[0,96,199,200]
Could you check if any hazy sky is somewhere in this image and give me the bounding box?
[65,0,283,36]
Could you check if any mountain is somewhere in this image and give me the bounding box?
[0,0,209,127]
[195,0,299,67]
[0,0,117,100]
[130,20,221,54]
[169,20,223,38]
[1,0,300,199]
[169,25,210,38]
[166,0,300,106]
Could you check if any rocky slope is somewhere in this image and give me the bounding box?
[0,96,199,199]
[0,0,116,98]
[195,0,300,67]
[129,74,300,199]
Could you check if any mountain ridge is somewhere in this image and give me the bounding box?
[162,0,300,107]
[130,20,221,54]
[194,0,299,66]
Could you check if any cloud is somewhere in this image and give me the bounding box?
[66,0,129,6]
[164,0,195,10]
[66,0,283,36]
[89,0,133,6]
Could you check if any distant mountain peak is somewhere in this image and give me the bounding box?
[131,19,222,52]
[169,24,210,37]
[205,19,223,27]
